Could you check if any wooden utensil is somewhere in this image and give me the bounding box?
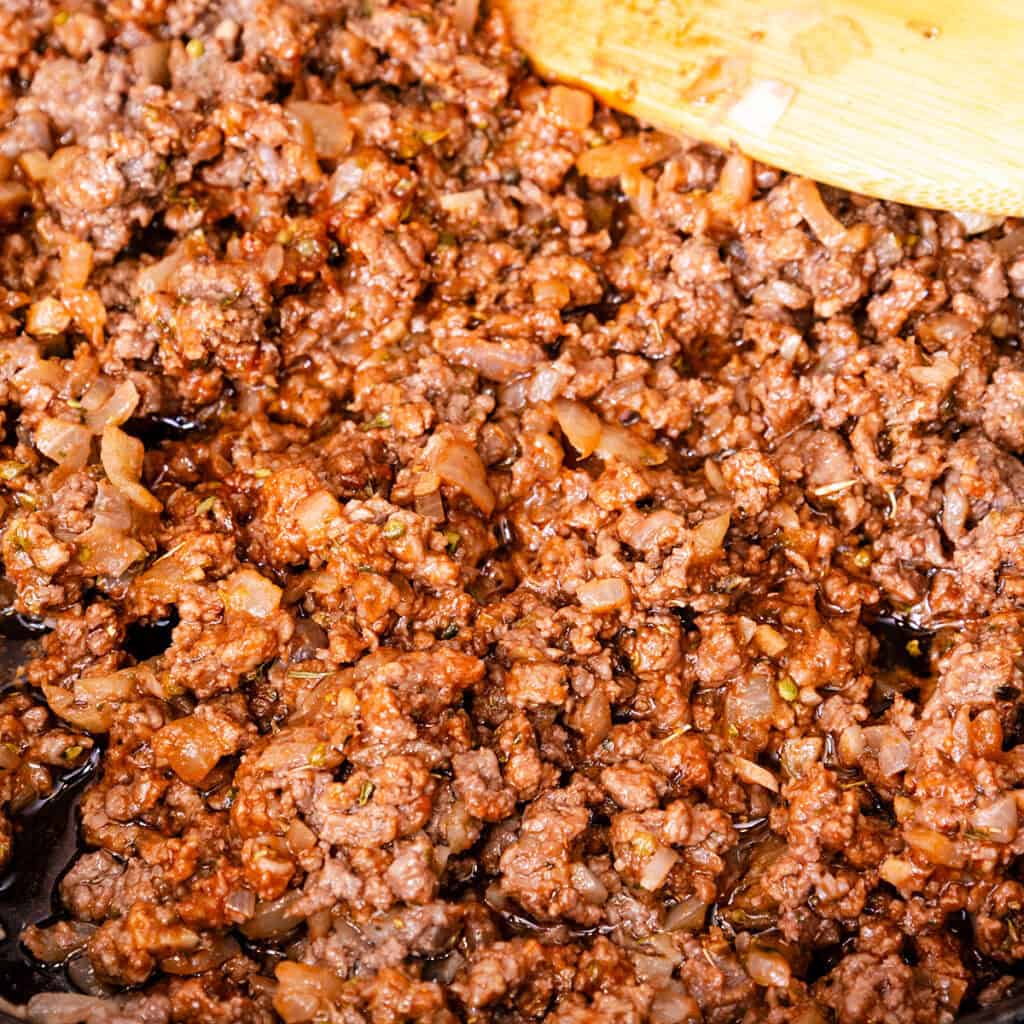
[500,0,1024,215]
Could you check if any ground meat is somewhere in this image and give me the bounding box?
[0,2,1022,1023]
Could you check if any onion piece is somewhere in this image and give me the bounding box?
[60,240,94,293]
[753,623,787,656]
[780,737,823,780]
[25,993,105,1024]
[242,894,305,941]
[577,132,679,179]
[132,41,171,85]
[691,512,730,559]
[791,177,847,248]
[577,577,630,612]
[35,417,91,470]
[731,755,779,793]
[596,421,667,468]
[75,524,146,577]
[554,399,602,459]
[546,85,594,130]
[904,826,961,867]
[153,714,224,785]
[161,936,240,976]
[287,101,353,161]
[224,567,283,619]
[439,337,543,382]
[862,725,911,777]
[433,438,495,514]
[26,298,71,337]
[952,210,1001,235]
[665,897,709,932]
[640,844,679,891]
[273,962,345,1024]
[970,794,1018,844]
[295,490,342,544]
[226,888,257,920]
[100,426,161,514]
[84,379,139,433]
[440,189,485,217]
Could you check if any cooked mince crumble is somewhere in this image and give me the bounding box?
[0,2,1023,1023]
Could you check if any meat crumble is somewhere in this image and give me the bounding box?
[0,2,1022,1023]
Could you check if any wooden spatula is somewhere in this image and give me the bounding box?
[500,0,1024,215]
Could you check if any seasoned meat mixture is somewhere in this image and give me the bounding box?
[0,2,1022,1023]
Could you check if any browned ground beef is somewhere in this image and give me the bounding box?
[0,2,1023,1023]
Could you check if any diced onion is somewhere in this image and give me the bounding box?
[60,240,94,293]
[577,133,679,179]
[35,417,91,470]
[640,844,679,891]
[791,177,847,248]
[161,936,240,976]
[731,755,779,793]
[226,888,257,919]
[862,725,911,777]
[577,576,631,612]
[665,897,709,932]
[100,425,161,514]
[546,85,594,130]
[691,512,731,559]
[243,895,305,941]
[433,438,495,514]
[295,490,342,543]
[753,624,787,656]
[554,399,602,459]
[273,962,345,1023]
[596,421,667,468]
[224,567,283,619]
[154,714,223,785]
[84,379,139,433]
[780,737,823,779]
[440,189,485,217]
[26,993,106,1024]
[75,524,146,577]
[904,827,960,867]
[439,337,543,382]
[26,298,71,337]
[287,101,353,161]
[971,794,1018,844]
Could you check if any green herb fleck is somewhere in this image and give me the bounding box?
[53,10,69,25]
[905,638,922,658]
[357,563,375,574]
[253,468,272,479]
[727,723,739,738]
[66,398,82,409]
[852,547,872,569]
[437,230,456,249]
[63,745,83,761]
[444,529,461,555]
[0,462,26,481]
[360,411,391,431]
[383,519,406,540]
[309,743,328,768]
[224,786,238,808]
[357,780,375,805]
[439,621,459,640]
[186,38,205,58]
[776,676,798,702]
[288,669,330,679]
[196,495,217,515]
